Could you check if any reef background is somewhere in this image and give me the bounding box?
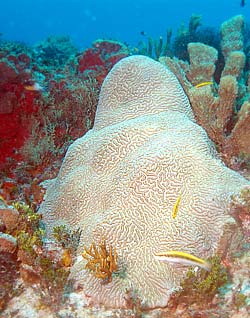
[1,3,250,318]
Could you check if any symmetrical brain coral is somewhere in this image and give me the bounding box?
[40,55,250,309]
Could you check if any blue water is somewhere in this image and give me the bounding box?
[0,0,249,49]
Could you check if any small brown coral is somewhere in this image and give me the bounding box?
[82,240,118,284]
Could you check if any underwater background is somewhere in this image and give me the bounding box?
[1,1,250,318]
[1,0,250,48]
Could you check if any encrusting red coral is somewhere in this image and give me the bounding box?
[0,58,40,170]
[78,39,129,83]
[0,39,129,205]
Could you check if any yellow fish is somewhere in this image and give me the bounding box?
[172,194,181,219]
[154,250,211,271]
[194,81,213,88]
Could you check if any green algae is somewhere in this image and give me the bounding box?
[175,255,229,305]
[234,292,248,309]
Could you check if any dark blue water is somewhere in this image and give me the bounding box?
[0,0,249,49]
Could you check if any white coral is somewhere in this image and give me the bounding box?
[40,56,250,309]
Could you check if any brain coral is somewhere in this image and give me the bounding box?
[40,55,250,309]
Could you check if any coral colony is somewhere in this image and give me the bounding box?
[1,15,250,318]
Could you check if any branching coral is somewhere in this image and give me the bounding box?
[82,240,118,284]
[135,29,172,59]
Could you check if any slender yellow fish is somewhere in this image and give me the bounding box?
[172,194,181,219]
[194,81,213,88]
[154,250,211,271]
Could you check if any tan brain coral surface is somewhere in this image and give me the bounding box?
[40,55,250,309]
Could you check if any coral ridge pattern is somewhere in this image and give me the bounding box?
[40,55,250,308]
